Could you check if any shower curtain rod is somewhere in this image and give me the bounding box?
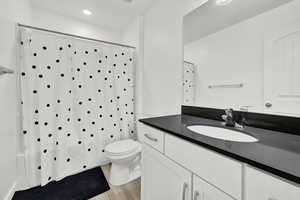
[18,23,136,49]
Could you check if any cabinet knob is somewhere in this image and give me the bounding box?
[265,102,272,108]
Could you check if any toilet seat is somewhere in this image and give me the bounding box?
[105,139,141,156]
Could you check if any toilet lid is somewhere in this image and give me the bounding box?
[105,139,140,156]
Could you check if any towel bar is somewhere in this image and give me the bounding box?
[208,83,243,89]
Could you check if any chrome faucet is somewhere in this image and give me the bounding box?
[222,108,235,127]
[222,108,245,129]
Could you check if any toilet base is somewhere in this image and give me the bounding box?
[109,155,141,186]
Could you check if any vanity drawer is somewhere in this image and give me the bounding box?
[165,134,242,200]
[140,123,165,153]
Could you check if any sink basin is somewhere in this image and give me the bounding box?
[187,125,258,143]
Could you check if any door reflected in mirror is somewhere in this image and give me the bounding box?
[183,0,300,117]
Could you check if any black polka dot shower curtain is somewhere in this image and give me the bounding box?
[183,61,195,105]
[19,27,135,187]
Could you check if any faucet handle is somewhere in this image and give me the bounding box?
[221,115,227,121]
[225,108,234,117]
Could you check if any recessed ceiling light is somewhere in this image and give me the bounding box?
[83,9,92,16]
[216,0,233,6]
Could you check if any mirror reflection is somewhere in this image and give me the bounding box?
[183,0,300,117]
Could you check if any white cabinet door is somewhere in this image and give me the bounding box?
[264,21,300,116]
[245,166,300,200]
[165,134,242,200]
[193,175,234,200]
[141,144,192,200]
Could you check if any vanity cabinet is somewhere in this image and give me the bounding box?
[245,166,300,200]
[140,123,300,200]
[142,144,192,200]
[193,175,234,200]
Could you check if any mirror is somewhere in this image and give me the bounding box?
[183,0,300,117]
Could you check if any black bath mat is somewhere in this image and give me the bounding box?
[12,167,110,200]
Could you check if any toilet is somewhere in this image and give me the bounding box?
[105,139,142,186]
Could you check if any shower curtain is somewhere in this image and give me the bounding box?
[19,27,135,187]
[183,61,195,105]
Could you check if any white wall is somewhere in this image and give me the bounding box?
[184,0,300,112]
[30,7,123,43]
[142,0,200,117]
[122,18,142,47]
[0,0,32,199]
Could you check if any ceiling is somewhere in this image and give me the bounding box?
[184,0,293,44]
[30,0,157,31]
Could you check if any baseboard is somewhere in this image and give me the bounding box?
[3,181,17,200]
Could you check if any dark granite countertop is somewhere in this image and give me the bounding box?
[139,114,300,184]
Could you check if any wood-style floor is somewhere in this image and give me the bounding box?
[90,164,141,200]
